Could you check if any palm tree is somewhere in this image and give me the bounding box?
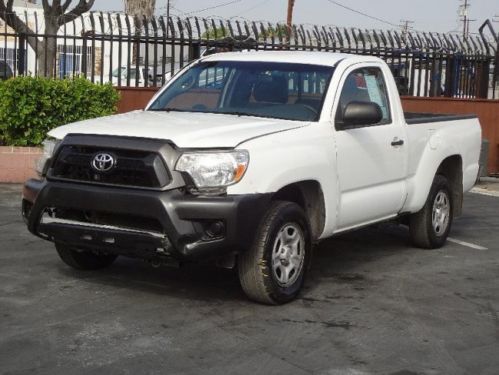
[124,0,156,64]
[124,0,156,23]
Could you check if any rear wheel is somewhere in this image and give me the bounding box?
[409,175,453,249]
[55,243,118,270]
[238,201,311,305]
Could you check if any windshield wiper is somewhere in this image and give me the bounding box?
[224,111,259,118]
[148,107,185,112]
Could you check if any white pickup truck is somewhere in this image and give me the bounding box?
[22,51,481,304]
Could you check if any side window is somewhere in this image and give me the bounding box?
[335,67,391,125]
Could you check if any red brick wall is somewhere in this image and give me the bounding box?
[401,97,499,175]
[0,146,42,183]
[116,86,159,113]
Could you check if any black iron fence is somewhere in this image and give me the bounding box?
[1,11,498,98]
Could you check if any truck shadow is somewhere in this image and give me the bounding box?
[303,222,417,298]
[57,222,418,304]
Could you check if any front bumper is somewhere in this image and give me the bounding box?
[22,179,271,261]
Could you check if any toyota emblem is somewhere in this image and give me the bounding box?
[91,153,116,172]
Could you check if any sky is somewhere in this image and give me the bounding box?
[93,0,498,35]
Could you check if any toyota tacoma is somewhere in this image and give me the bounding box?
[22,51,482,304]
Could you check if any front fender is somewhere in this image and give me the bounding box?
[227,124,339,238]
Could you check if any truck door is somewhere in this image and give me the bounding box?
[334,64,407,230]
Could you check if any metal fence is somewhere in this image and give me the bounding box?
[1,11,498,98]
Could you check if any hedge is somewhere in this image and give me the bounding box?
[0,76,120,146]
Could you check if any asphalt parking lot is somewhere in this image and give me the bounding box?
[1,183,498,375]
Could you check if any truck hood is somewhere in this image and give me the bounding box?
[49,110,308,148]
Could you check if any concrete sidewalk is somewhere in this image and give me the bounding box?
[473,177,499,196]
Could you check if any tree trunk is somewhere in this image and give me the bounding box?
[0,0,96,77]
[125,0,157,73]
[20,20,58,77]
[34,24,57,77]
[125,0,156,20]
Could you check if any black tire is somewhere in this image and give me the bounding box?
[238,201,312,305]
[55,243,118,270]
[409,175,453,249]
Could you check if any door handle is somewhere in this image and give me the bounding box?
[391,138,404,147]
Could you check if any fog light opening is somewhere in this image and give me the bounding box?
[205,221,225,239]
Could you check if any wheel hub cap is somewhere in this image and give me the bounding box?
[271,223,305,287]
[432,190,450,236]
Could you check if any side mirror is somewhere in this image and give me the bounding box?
[339,101,383,129]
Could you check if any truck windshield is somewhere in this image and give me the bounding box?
[148,61,334,122]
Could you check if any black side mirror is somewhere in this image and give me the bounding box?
[339,101,383,129]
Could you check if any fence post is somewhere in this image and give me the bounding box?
[447,55,459,97]
[17,33,25,75]
[189,42,200,60]
[443,55,453,97]
[82,33,88,78]
[476,59,490,98]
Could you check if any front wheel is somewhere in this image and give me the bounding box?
[409,175,453,249]
[55,243,118,270]
[238,201,312,305]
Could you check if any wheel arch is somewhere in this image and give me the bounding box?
[436,154,463,217]
[271,180,326,241]
[404,148,464,216]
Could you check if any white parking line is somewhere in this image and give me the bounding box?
[470,187,499,197]
[448,237,488,251]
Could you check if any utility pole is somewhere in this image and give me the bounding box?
[461,0,469,38]
[166,0,170,38]
[286,0,295,38]
[399,19,414,44]
[459,0,475,38]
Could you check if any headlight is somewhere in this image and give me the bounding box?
[175,150,249,190]
[35,137,60,177]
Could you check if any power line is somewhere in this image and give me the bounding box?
[169,5,187,16]
[230,0,271,18]
[324,0,399,28]
[182,0,244,16]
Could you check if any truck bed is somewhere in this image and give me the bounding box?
[404,112,477,125]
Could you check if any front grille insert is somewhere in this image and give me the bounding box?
[49,145,170,188]
[43,207,164,234]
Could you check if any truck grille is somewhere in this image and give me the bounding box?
[49,145,170,188]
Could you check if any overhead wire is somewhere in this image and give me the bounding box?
[324,0,400,28]
[229,0,271,19]
[182,0,245,16]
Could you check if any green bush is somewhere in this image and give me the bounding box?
[0,76,120,146]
